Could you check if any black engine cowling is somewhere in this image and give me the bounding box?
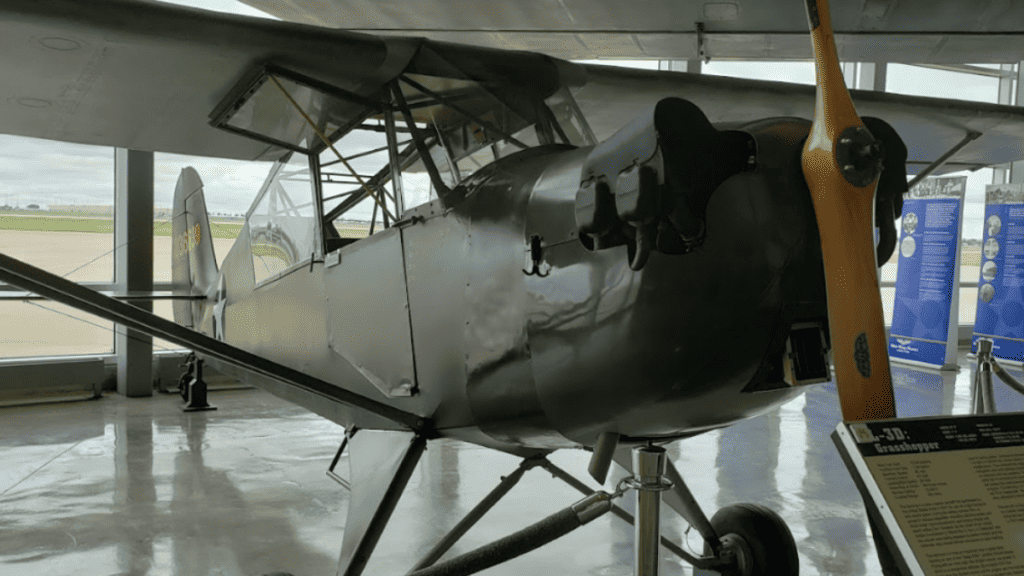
[574,97,756,270]
[574,98,908,269]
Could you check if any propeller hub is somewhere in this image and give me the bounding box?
[836,126,884,188]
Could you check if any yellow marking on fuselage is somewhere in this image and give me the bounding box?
[174,223,202,259]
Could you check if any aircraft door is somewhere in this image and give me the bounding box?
[323,228,417,397]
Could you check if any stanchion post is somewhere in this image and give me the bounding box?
[632,445,669,576]
[975,339,996,414]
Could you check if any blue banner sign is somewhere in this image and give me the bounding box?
[972,183,1024,363]
[889,176,966,368]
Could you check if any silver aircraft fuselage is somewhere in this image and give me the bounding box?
[203,117,829,454]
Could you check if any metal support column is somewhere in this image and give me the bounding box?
[632,445,670,576]
[840,62,886,91]
[973,339,997,414]
[657,60,702,74]
[541,459,698,566]
[993,63,1017,185]
[973,356,995,414]
[1010,62,1024,184]
[657,60,680,72]
[841,62,856,87]
[114,148,154,397]
[856,62,887,91]
[972,338,1024,416]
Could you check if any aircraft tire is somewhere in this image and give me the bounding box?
[703,503,798,576]
[178,374,190,401]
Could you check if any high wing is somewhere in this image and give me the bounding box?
[0,0,1021,176]
[0,0,418,161]
[576,64,1024,175]
[242,0,1024,63]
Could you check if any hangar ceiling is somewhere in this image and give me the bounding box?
[241,0,1024,63]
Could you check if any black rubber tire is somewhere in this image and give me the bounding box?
[178,373,190,401]
[704,503,799,576]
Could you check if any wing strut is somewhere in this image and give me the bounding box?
[800,0,897,421]
[906,130,982,189]
[0,252,428,432]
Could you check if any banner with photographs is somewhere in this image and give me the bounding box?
[972,182,1024,363]
[889,176,966,368]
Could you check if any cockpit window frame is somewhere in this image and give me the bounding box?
[209,64,390,156]
[214,63,592,243]
[245,150,324,288]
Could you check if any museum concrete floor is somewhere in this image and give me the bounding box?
[2,350,1022,576]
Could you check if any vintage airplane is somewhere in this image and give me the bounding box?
[2,0,1024,574]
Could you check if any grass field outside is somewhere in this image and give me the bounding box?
[962,245,981,267]
[1,212,989,262]
[0,213,242,239]
[0,212,376,240]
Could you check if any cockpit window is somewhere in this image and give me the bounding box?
[247,151,318,285]
[212,62,595,248]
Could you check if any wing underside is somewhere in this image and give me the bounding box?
[576,64,1024,176]
[0,0,412,161]
[238,0,1024,64]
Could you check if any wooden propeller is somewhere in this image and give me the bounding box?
[801,0,897,421]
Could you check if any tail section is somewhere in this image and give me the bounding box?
[172,167,218,329]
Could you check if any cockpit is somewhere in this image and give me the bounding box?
[209,57,595,284]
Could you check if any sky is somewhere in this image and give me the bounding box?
[0,0,1011,236]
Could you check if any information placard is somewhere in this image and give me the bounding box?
[889,176,966,368]
[973,183,1024,363]
[833,413,1024,576]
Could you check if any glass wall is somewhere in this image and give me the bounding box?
[888,64,1003,328]
[0,138,277,358]
[886,64,1000,103]
[153,151,269,281]
[151,152,265,350]
[705,60,816,85]
[0,134,115,358]
[0,302,114,358]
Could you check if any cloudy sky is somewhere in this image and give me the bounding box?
[0,0,1008,236]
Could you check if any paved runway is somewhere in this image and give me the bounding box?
[1,350,1022,576]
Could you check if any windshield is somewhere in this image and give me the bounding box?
[211,62,595,243]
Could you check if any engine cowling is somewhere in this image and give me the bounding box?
[574,97,757,270]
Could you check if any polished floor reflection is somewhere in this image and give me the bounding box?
[2,350,1021,576]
